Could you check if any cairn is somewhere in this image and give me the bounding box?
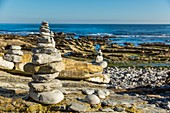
[3,45,23,63]
[27,21,65,104]
[95,50,108,68]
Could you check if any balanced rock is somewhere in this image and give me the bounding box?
[32,47,57,54]
[32,73,60,82]
[4,54,22,63]
[37,43,55,48]
[29,79,62,92]
[32,53,62,65]
[0,57,14,69]
[29,89,64,104]
[10,45,21,50]
[6,50,23,56]
[24,62,65,74]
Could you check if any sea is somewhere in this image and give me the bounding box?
[1,24,170,46]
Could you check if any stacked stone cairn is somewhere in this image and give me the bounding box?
[95,50,108,68]
[27,21,65,104]
[3,45,23,63]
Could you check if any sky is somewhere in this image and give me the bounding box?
[0,0,170,24]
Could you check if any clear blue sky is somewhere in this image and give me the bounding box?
[0,0,170,24]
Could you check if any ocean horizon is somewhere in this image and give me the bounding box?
[1,24,170,46]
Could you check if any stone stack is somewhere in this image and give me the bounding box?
[95,50,108,68]
[3,45,23,63]
[27,21,65,104]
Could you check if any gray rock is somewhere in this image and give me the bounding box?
[10,45,21,50]
[29,89,64,104]
[37,43,55,48]
[37,37,52,43]
[32,73,60,83]
[99,61,108,68]
[85,94,100,104]
[96,55,103,63]
[40,28,50,33]
[97,90,106,99]
[32,53,62,64]
[0,57,14,69]
[24,61,65,74]
[3,54,22,62]
[32,47,58,54]
[6,50,23,56]
[83,89,95,95]
[29,79,62,92]
[69,103,88,112]
[114,106,125,112]
[101,108,114,112]
[102,100,117,107]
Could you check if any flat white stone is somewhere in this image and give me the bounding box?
[29,79,62,92]
[29,89,64,104]
[3,54,22,62]
[0,57,14,69]
[83,89,95,95]
[6,50,23,56]
[32,47,58,54]
[40,32,51,36]
[10,45,21,50]
[85,94,100,104]
[32,73,60,82]
[96,89,110,99]
[32,52,62,64]
[37,43,55,48]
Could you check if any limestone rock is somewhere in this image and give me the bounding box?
[40,32,51,36]
[10,45,21,50]
[85,94,100,105]
[63,58,103,73]
[0,57,14,69]
[6,50,23,56]
[29,89,64,104]
[32,47,57,54]
[24,62,65,74]
[37,43,55,48]
[83,89,95,95]
[37,37,52,43]
[99,61,108,68]
[69,103,88,112]
[86,74,110,83]
[58,70,103,80]
[96,89,110,99]
[32,73,60,82]
[29,79,62,92]
[3,54,22,62]
[32,53,62,64]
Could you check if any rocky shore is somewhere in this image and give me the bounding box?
[0,28,170,112]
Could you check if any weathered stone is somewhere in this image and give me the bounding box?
[29,89,64,104]
[85,94,100,105]
[40,32,51,36]
[83,89,95,95]
[32,47,58,54]
[86,74,110,83]
[40,28,50,33]
[0,57,14,69]
[24,61,65,74]
[37,43,55,48]
[6,50,23,56]
[69,103,88,112]
[114,107,125,112]
[97,90,106,99]
[21,54,32,63]
[10,45,21,50]
[99,61,108,68]
[3,54,22,62]
[96,55,103,63]
[58,70,103,80]
[101,108,114,112]
[37,37,52,43]
[29,79,62,92]
[32,53,62,64]
[32,73,60,82]
[63,58,103,73]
